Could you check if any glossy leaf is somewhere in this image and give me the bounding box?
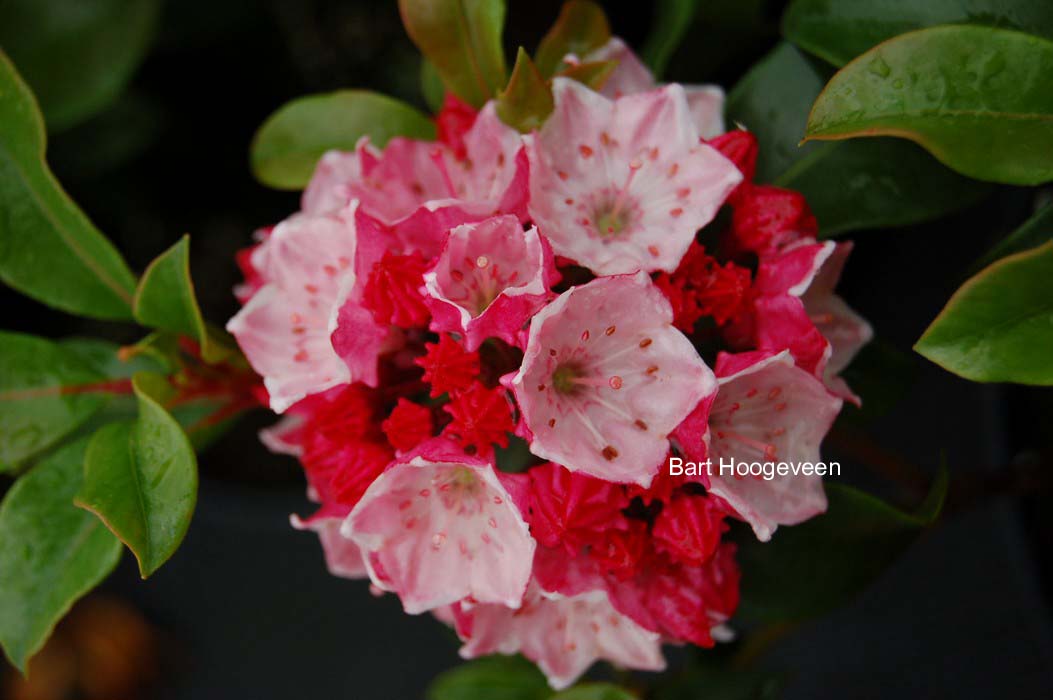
[133,236,232,363]
[535,0,611,76]
[399,0,507,108]
[804,26,1053,185]
[76,373,198,578]
[783,0,1053,67]
[0,0,161,130]
[0,332,115,470]
[916,241,1053,385]
[641,0,701,78]
[551,684,636,700]
[0,51,137,319]
[736,468,947,623]
[428,655,550,700]
[776,138,990,236]
[0,439,122,671]
[972,200,1053,272]
[727,42,989,235]
[60,337,166,380]
[251,90,435,190]
[496,48,554,133]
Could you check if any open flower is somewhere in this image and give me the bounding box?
[303,103,526,229]
[342,443,536,614]
[703,350,842,541]
[800,242,873,403]
[526,78,741,276]
[291,511,368,580]
[454,584,665,690]
[512,272,716,486]
[423,216,558,349]
[582,37,726,138]
[226,205,360,412]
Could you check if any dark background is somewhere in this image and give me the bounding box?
[2,1,1051,698]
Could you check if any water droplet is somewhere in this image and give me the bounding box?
[867,56,891,78]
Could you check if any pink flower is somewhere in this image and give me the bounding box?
[291,511,368,579]
[342,443,536,614]
[304,103,527,228]
[746,240,836,377]
[454,584,665,690]
[704,350,842,540]
[511,272,716,486]
[582,38,726,138]
[525,78,741,275]
[604,543,740,648]
[301,145,374,217]
[800,242,873,403]
[732,239,871,401]
[423,216,558,350]
[226,205,359,412]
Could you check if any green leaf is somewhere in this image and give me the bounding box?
[727,42,989,235]
[641,0,701,78]
[0,51,137,319]
[0,439,122,671]
[398,0,508,108]
[535,0,611,77]
[60,337,166,380]
[776,138,990,236]
[496,48,554,133]
[133,236,232,363]
[76,373,198,578]
[0,0,161,131]
[804,26,1053,186]
[551,684,637,700]
[250,90,435,190]
[972,201,1053,272]
[736,469,947,623]
[421,58,446,113]
[428,655,550,700]
[0,332,117,470]
[915,241,1053,385]
[783,0,1053,68]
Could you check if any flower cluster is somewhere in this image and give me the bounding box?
[228,38,871,689]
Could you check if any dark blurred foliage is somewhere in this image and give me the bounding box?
[2,1,1051,698]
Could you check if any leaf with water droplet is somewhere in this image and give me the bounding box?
[916,241,1053,385]
[727,42,989,236]
[805,26,1053,185]
[0,51,137,319]
[75,372,198,577]
[0,331,119,470]
[0,439,122,671]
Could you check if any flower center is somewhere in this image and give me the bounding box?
[551,362,584,395]
[594,206,632,238]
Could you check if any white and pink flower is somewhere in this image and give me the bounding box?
[702,350,842,541]
[454,583,665,690]
[511,272,716,486]
[526,78,741,276]
[423,215,558,350]
[229,27,873,688]
[342,443,536,614]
